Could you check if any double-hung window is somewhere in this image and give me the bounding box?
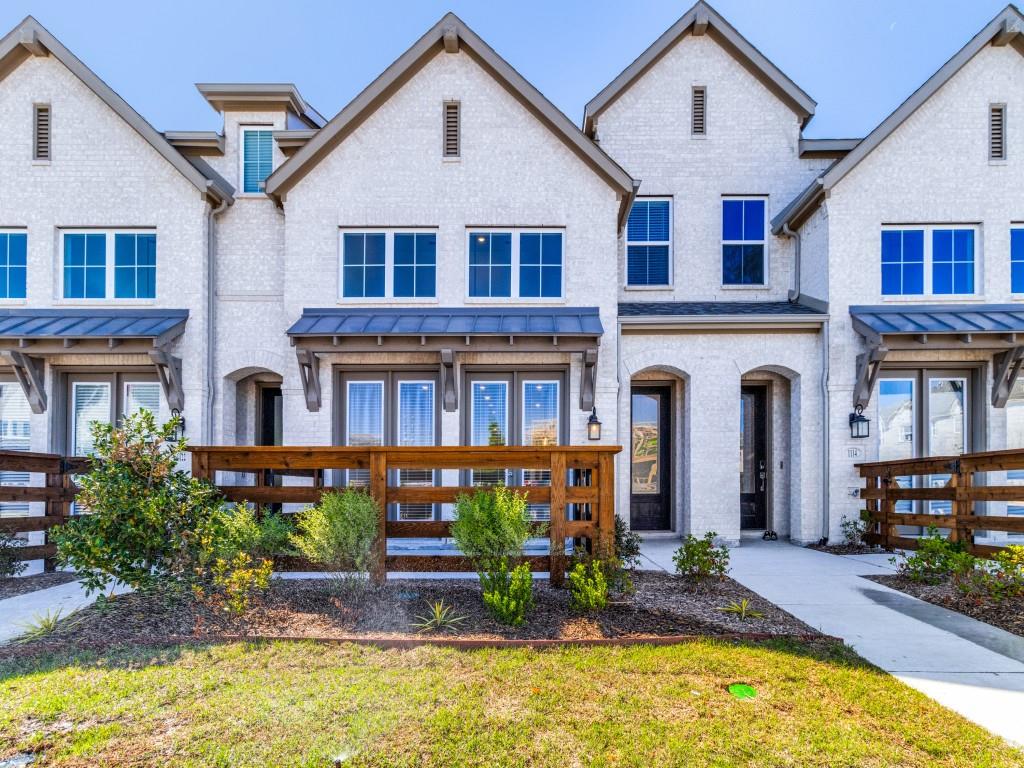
[0,231,27,299]
[625,198,671,286]
[1012,228,1024,294]
[722,198,767,286]
[340,230,437,300]
[467,230,563,298]
[62,230,156,300]
[881,225,976,297]
[241,127,273,194]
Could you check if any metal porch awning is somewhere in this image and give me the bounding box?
[0,309,188,413]
[286,307,604,413]
[850,304,1024,408]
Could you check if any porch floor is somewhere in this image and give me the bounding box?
[639,536,1024,746]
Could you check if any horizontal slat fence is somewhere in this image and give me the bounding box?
[190,445,621,584]
[0,450,86,567]
[858,447,1024,556]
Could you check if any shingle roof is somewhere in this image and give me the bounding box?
[287,308,604,337]
[0,309,188,339]
[850,304,1024,339]
[618,301,825,317]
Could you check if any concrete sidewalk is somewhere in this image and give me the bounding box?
[0,579,102,645]
[640,537,1024,747]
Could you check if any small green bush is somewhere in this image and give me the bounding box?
[840,513,869,547]
[952,545,1024,603]
[0,532,27,579]
[673,532,729,582]
[614,516,642,571]
[893,526,973,584]
[568,559,608,613]
[480,561,534,626]
[216,504,294,559]
[290,489,379,591]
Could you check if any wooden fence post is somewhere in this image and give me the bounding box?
[42,465,64,572]
[950,461,972,547]
[370,450,388,585]
[881,475,895,550]
[548,451,566,586]
[597,451,615,559]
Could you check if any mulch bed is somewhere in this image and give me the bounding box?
[865,573,1024,639]
[806,543,883,556]
[0,571,821,657]
[0,572,78,601]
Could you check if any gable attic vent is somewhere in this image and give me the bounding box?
[990,104,1006,161]
[691,87,706,136]
[33,104,51,160]
[443,101,460,158]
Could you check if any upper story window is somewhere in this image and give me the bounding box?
[1011,228,1024,293]
[0,232,27,300]
[881,226,975,297]
[722,198,766,286]
[468,230,563,299]
[241,128,273,194]
[625,198,671,286]
[62,230,156,300]
[340,230,437,300]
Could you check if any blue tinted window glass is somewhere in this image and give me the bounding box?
[64,266,83,298]
[743,200,765,240]
[115,267,135,297]
[880,230,924,296]
[392,233,436,298]
[722,200,743,241]
[881,264,902,295]
[138,234,156,267]
[520,233,540,265]
[7,266,25,299]
[85,264,105,298]
[647,201,670,241]
[742,245,764,284]
[64,233,106,298]
[65,234,85,266]
[242,129,273,193]
[903,261,924,295]
[881,230,901,262]
[626,201,649,242]
[115,233,135,267]
[1012,230,1024,293]
[394,233,414,265]
[903,230,924,262]
[933,230,952,264]
[627,245,669,286]
[520,264,540,297]
[933,262,953,294]
[467,233,511,297]
[0,234,27,299]
[7,233,26,266]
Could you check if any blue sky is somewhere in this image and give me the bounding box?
[0,1,1011,138]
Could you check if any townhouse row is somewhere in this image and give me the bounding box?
[1,2,1023,545]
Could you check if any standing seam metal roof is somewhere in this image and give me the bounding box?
[287,308,604,337]
[0,309,189,338]
[849,304,1024,336]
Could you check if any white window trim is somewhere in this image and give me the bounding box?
[625,197,673,289]
[57,228,157,305]
[238,125,274,197]
[0,229,28,306]
[464,228,566,303]
[880,223,982,301]
[721,196,769,289]
[122,380,166,422]
[338,228,439,304]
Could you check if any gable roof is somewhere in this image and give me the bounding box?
[583,0,815,137]
[772,4,1024,234]
[265,12,637,225]
[0,16,233,204]
[196,83,326,128]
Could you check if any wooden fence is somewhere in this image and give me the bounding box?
[189,445,620,584]
[0,450,87,567]
[858,448,1024,556]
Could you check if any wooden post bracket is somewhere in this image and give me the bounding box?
[296,348,321,412]
[579,347,598,411]
[991,346,1024,407]
[853,345,888,409]
[148,347,184,411]
[4,350,47,414]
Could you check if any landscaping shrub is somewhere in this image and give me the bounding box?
[840,513,869,547]
[892,526,973,584]
[52,410,226,596]
[673,531,729,582]
[614,515,642,570]
[951,545,1024,603]
[290,489,379,591]
[568,559,608,612]
[0,532,27,579]
[195,552,273,618]
[452,487,543,625]
[217,504,294,559]
[480,560,535,626]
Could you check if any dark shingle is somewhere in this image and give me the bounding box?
[618,301,824,317]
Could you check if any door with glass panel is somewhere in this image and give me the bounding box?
[469,377,511,488]
[877,370,971,533]
[521,380,560,521]
[0,380,32,518]
[1005,379,1024,539]
[630,385,671,531]
[395,379,436,521]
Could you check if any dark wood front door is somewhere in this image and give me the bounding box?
[740,385,768,530]
[630,385,671,531]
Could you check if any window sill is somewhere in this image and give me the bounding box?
[54,299,158,307]
[31,160,51,167]
[623,284,673,291]
[719,283,769,290]
[0,299,27,306]
[337,297,439,305]
[463,296,566,305]
[236,192,270,199]
[880,295,987,303]
[442,157,461,164]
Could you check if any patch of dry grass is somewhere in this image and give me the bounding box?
[0,639,1020,767]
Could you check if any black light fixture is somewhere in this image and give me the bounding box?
[587,407,602,441]
[849,405,870,439]
[170,408,186,441]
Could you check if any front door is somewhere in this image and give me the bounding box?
[740,385,768,530]
[630,385,671,530]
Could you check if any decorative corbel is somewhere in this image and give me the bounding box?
[853,345,888,409]
[4,350,47,414]
[579,348,598,411]
[992,346,1024,407]
[297,348,321,412]
[148,348,184,411]
[440,349,457,412]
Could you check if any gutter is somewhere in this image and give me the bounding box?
[204,190,230,444]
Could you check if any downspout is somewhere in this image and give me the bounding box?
[205,190,230,445]
[783,223,801,303]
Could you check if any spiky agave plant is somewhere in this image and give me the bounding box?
[412,600,468,633]
[716,598,765,621]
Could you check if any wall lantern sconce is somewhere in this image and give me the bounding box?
[170,408,186,441]
[849,405,870,439]
[587,408,602,441]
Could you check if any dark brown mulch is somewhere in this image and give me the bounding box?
[0,572,78,601]
[865,573,1024,639]
[806,543,882,556]
[0,571,819,656]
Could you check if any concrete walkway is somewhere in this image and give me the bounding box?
[0,579,105,645]
[640,537,1024,747]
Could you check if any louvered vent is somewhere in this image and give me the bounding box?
[990,104,1006,161]
[692,87,706,136]
[443,101,460,158]
[34,104,51,160]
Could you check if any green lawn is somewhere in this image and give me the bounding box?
[0,640,1019,768]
